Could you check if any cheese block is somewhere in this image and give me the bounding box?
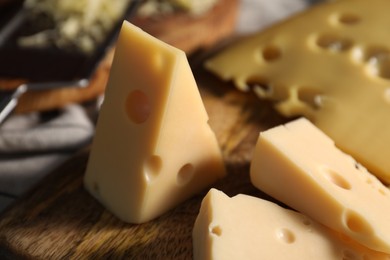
[205,0,390,183]
[84,21,225,224]
[250,118,390,254]
[193,188,390,260]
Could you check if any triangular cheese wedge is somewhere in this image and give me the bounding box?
[193,188,390,259]
[250,118,390,253]
[205,0,390,183]
[84,21,225,224]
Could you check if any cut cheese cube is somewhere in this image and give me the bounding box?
[84,21,225,224]
[250,118,390,253]
[205,0,390,183]
[193,188,390,260]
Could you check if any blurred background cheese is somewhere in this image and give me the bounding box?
[138,0,219,17]
[206,0,390,184]
[18,0,131,54]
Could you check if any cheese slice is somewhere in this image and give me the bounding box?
[250,118,390,254]
[193,188,390,260]
[84,21,225,224]
[205,0,390,183]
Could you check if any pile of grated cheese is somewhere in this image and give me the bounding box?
[137,0,219,17]
[18,0,131,54]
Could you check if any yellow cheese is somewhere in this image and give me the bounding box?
[205,0,390,183]
[84,21,225,224]
[250,118,390,254]
[193,188,390,260]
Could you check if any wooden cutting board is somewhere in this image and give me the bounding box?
[0,55,290,258]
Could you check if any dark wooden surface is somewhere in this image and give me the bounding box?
[0,59,288,258]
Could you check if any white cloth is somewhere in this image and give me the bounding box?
[0,105,93,153]
[0,105,94,211]
[236,0,309,35]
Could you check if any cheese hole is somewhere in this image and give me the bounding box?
[144,155,162,182]
[126,90,150,124]
[363,47,390,62]
[262,45,281,62]
[177,163,194,185]
[322,168,351,190]
[253,84,273,99]
[316,34,353,52]
[276,228,295,244]
[363,47,390,80]
[338,13,361,25]
[343,210,373,236]
[246,76,274,99]
[297,87,323,110]
[247,77,290,102]
[210,225,222,236]
[367,56,390,80]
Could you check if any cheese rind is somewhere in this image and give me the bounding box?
[205,0,390,183]
[84,21,225,224]
[250,118,390,253]
[193,188,390,260]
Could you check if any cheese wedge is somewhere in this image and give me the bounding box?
[84,21,225,224]
[205,0,390,183]
[193,188,390,260]
[250,118,390,254]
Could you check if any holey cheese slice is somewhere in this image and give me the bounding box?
[84,21,225,224]
[250,118,390,254]
[205,0,390,183]
[193,189,390,260]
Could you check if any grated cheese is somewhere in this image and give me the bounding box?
[137,0,219,17]
[18,0,131,54]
